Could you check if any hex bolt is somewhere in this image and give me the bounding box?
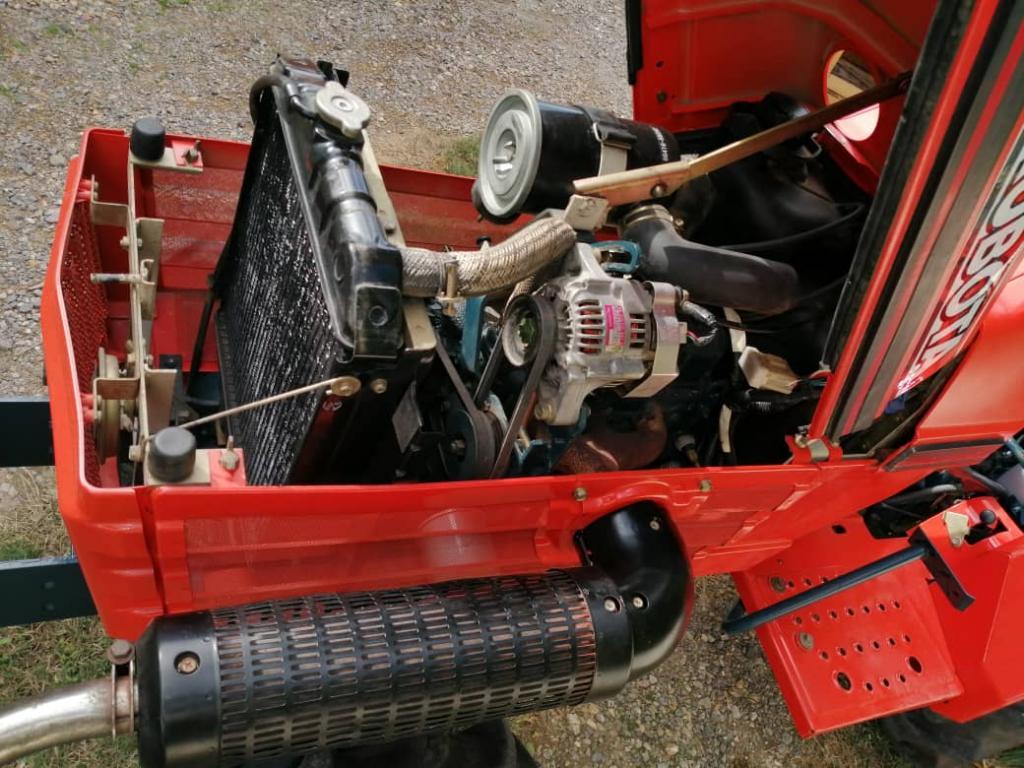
[573,486,588,502]
[698,479,713,493]
[797,632,814,650]
[603,597,620,613]
[107,639,134,666]
[770,576,787,593]
[175,652,200,675]
[649,518,662,531]
[631,594,648,610]
[370,378,388,395]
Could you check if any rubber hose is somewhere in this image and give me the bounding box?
[623,205,799,315]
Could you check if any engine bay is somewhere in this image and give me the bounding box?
[84,56,888,489]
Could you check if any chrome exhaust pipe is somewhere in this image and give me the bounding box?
[0,675,134,765]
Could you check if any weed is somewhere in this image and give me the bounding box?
[43,22,71,37]
[440,135,480,177]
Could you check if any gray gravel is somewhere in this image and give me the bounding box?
[0,2,906,766]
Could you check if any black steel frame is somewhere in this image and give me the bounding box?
[0,396,97,626]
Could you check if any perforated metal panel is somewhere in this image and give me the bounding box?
[210,572,597,765]
[61,198,109,484]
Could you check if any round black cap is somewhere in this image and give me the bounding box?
[130,117,166,162]
[149,427,196,483]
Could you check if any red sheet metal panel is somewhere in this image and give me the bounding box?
[733,516,962,736]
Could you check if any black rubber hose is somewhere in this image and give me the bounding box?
[623,206,800,315]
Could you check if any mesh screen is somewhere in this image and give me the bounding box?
[211,572,597,765]
[216,117,340,485]
[61,201,108,484]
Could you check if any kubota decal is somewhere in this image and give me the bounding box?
[897,127,1024,396]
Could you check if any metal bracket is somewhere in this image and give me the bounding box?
[0,556,97,627]
[910,527,976,611]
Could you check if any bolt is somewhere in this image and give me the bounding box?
[184,140,201,164]
[698,478,713,493]
[650,183,668,198]
[770,576,787,593]
[649,518,662,531]
[656,90,668,103]
[127,444,143,463]
[603,597,620,613]
[673,217,685,230]
[175,652,200,675]
[573,486,588,502]
[448,438,466,458]
[631,594,647,610]
[534,401,555,422]
[330,376,361,397]
[107,639,134,666]
[797,632,814,650]
[370,378,388,394]
[219,437,239,472]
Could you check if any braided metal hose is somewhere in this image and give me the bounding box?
[400,217,576,298]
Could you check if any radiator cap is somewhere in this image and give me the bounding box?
[315,82,371,140]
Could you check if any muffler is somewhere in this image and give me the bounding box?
[0,506,690,768]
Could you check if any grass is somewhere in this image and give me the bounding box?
[156,0,191,8]
[42,22,72,37]
[440,135,480,177]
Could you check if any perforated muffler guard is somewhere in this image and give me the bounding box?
[137,572,604,768]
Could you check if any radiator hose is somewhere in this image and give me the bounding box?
[622,205,799,315]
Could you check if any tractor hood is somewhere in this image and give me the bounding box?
[628,0,936,132]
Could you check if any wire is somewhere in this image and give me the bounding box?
[720,204,867,254]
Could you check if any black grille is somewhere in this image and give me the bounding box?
[210,572,597,765]
[215,115,339,486]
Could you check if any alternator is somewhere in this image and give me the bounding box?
[532,244,684,426]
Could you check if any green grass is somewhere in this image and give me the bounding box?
[156,0,191,8]
[1001,748,1024,767]
[440,135,480,177]
[42,22,72,37]
[0,84,14,102]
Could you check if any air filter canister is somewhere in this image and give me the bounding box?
[473,89,680,221]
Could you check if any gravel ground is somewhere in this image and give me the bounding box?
[0,2,912,766]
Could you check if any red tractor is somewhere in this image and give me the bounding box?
[1,0,1023,765]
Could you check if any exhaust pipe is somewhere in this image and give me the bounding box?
[0,676,134,765]
[0,505,691,768]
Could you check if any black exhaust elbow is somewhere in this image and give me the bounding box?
[577,503,693,691]
[623,205,799,315]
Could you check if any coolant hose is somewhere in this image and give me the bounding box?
[400,217,577,298]
[622,205,799,315]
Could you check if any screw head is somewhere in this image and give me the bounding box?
[573,486,588,502]
[603,597,620,613]
[797,632,814,650]
[650,182,668,198]
[698,479,713,493]
[370,378,388,394]
[649,518,662,531]
[175,651,200,675]
[770,576,787,593]
[107,639,134,666]
[631,594,647,610]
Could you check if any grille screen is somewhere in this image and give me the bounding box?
[211,572,597,765]
[62,199,109,485]
[216,115,341,485]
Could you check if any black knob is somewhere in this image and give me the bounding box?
[149,427,196,483]
[130,117,166,162]
[980,508,997,526]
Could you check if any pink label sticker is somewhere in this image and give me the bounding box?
[603,303,627,352]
